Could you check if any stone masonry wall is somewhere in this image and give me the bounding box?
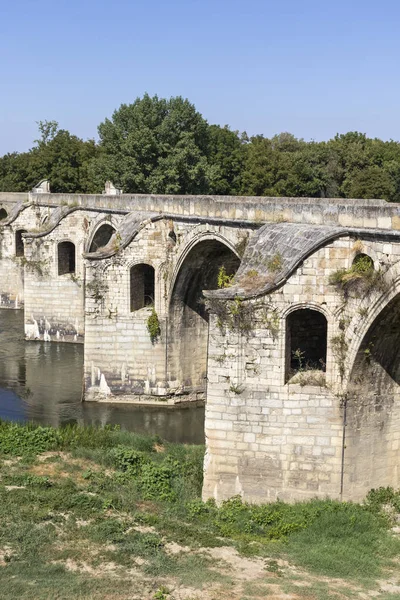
[23,210,123,342]
[0,204,55,308]
[83,219,252,401]
[203,235,400,503]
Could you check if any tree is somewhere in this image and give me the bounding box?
[0,121,97,193]
[89,94,211,194]
[207,125,247,195]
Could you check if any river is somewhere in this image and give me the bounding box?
[0,311,204,444]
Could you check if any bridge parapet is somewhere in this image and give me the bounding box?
[1,191,399,230]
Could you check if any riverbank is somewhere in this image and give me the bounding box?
[1,421,400,599]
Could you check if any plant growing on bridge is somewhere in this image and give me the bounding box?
[86,276,108,304]
[18,256,49,277]
[229,382,244,394]
[329,254,387,297]
[331,331,349,382]
[289,348,326,386]
[147,308,161,344]
[217,265,234,288]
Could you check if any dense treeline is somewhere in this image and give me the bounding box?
[2,93,400,201]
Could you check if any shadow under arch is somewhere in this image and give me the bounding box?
[168,237,241,394]
[88,223,116,253]
[344,292,400,499]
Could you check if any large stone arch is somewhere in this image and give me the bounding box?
[343,288,400,500]
[167,234,241,395]
[344,260,400,385]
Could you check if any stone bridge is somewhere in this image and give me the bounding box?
[1,185,400,504]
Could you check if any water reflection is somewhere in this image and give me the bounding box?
[0,311,204,444]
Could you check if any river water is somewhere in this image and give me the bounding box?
[0,311,205,444]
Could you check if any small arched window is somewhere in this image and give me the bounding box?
[0,208,8,221]
[89,224,116,252]
[58,241,76,275]
[286,308,327,382]
[15,230,27,257]
[130,264,155,311]
[352,253,374,272]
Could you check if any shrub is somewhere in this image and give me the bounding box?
[138,462,177,502]
[110,446,150,475]
[0,421,58,455]
[147,308,161,343]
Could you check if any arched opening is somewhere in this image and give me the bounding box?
[0,208,8,220]
[286,308,327,383]
[15,230,27,257]
[352,253,374,271]
[89,224,116,253]
[58,241,76,275]
[345,294,400,498]
[169,239,240,392]
[130,264,155,311]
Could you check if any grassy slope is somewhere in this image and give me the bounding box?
[0,421,400,600]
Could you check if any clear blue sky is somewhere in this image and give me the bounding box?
[1,0,399,155]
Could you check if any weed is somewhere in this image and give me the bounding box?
[86,276,108,304]
[229,383,244,394]
[153,587,171,600]
[329,254,388,297]
[217,265,234,288]
[331,332,349,381]
[147,307,161,343]
[17,256,49,277]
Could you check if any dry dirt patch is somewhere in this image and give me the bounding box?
[29,451,113,481]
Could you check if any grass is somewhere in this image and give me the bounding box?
[0,421,400,599]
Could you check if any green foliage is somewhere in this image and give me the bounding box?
[18,256,49,278]
[90,94,211,194]
[330,253,388,298]
[365,486,400,514]
[86,276,108,304]
[153,586,171,600]
[217,265,234,288]
[147,307,161,343]
[110,446,150,475]
[0,421,59,455]
[331,331,349,381]
[139,462,177,502]
[1,422,400,592]
[3,98,400,200]
[0,121,97,193]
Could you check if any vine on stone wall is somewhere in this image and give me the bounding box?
[17,256,50,278]
[147,308,161,344]
[329,256,388,298]
[206,296,280,340]
[86,276,108,304]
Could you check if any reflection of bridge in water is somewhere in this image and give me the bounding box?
[0,311,204,443]
[1,184,400,502]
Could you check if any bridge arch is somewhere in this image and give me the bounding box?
[344,261,400,383]
[167,234,241,394]
[87,221,117,253]
[343,285,400,498]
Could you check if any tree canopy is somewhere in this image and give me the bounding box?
[1,94,400,201]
